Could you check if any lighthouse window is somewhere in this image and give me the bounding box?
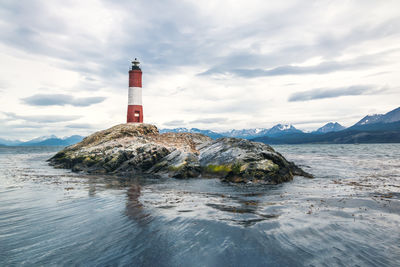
[134,112,140,117]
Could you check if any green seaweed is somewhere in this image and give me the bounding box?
[168,164,185,172]
[204,164,232,175]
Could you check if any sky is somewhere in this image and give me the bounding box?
[0,0,399,140]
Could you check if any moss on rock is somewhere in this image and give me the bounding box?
[204,164,232,175]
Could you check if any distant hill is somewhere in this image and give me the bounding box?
[222,124,304,139]
[253,120,400,144]
[220,128,269,139]
[253,128,400,144]
[355,114,383,126]
[0,135,85,146]
[18,135,58,146]
[219,124,303,139]
[266,124,302,137]
[162,124,303,140]
[162,109,400,144]
[314,122,346,134]
[0,138,22,146]
[355,107,400,125]
[19,135,85,146]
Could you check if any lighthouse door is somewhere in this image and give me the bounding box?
[134,111,141,122]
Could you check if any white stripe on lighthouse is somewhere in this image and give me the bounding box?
[128,87,142,105]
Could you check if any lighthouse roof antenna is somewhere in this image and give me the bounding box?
[131,58,141,70]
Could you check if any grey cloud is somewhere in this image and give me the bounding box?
[185,98,270,115]
[65,123,93,129]
[3,123,44,129]
[164,120,185,126]
[288,85,387,102]
[199,17,400,78]
[289,119,344,125]
[0,0,206,79]
[3,112,81,123]
[200,52,386,77]
[233,61,365,77]
[22,94,105,107]
[84,76,97,81]
[364,71,391,77]
[189,117,227,124]
[0,1,399,137]
[1,1,399,82]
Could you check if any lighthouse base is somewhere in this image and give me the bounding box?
[127,105,143,123]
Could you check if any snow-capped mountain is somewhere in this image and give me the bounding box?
[379,107,400,123]
[161,124,304,139]
[220,128,269,139]
[355,114,383,126]
[354,107,400,126]
[188,128,224,139]
[266,124,303,136]
[223,124,302,138]
[315,122,346,133]
[225,125,304,138]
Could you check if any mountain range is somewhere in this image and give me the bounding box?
[253,107,400,144]
[162,106,400,144]
[161,124,305,140]
[161,123,346,140]
[0,135,84,146]
[314,122,346,134]
[1,107,399,146]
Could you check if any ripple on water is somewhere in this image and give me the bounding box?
[0,145,400,266]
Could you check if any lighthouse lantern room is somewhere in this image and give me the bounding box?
[127,58,143,123]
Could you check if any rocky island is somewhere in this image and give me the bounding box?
[49,123,312,183]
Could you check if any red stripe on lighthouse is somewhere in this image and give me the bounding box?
[127,105,143,123]
[129,70,142,87]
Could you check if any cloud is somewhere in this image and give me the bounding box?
[184,98,271,115]
[288,85,387,102]
[22,94,106,107]
[198,17,400,78]
[3,123,44,129]
[164,120,185,127]
[199,51,389,78]
[3,112,81,123]
[65,123,94,129]
[0,1,400,138]
[189,117,228,124]
[232,61,364,77]
[1,1,399,80]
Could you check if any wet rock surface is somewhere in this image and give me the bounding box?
[48,123,312,183]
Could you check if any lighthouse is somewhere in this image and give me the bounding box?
[127,58,143,123]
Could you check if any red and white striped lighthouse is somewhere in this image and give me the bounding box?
[127,58,143,123]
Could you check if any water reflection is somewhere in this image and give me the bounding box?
[88,180,96,197]
[125,182,152,225]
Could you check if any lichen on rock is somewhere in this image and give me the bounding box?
[48,123,312,183]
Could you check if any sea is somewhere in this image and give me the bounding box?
[0,144,400,266]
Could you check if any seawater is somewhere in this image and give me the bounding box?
[0,144,399,266]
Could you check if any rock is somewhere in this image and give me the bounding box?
[48,123,312,183]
